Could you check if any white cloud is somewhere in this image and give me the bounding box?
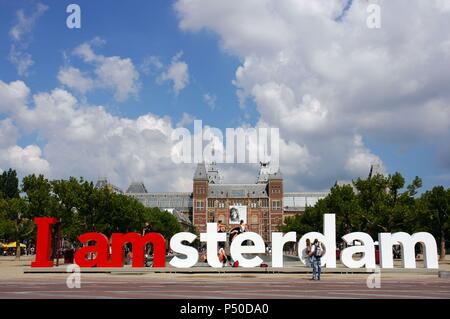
[95,56,141,102]
[345,135,385,177]
[158,52,190,95]
[203,93,217,110]
[0,119,19,148]
[0,113,49,176]
[0,145,50,176]
[8,45,34,76]
[0,79,195,191]
[175,0,450,188]
[434,0,450,12]
[140,56,164,75]
[177,112,195,127]
[58,67,94,95]
[0,79,319,191]
[9,3,48,41]
[8,3,48,76]
[0,80,30,114]
[251,82,328,136]
[64,39,141,102]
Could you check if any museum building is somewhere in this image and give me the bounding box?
[95,162,328,241]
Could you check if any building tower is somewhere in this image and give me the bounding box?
[193,163,208,234]
[268,169,283,234]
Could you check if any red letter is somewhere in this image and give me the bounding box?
[110,232,166,268]
[31,217,57,268]
[74,233,110,267]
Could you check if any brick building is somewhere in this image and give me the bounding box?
[99,162,328,241]
[193,162,284,243]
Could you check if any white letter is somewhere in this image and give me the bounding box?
[366,4,381,29]
[66,4,81,29]
[66,264,81,288]
[341,232,376,268]
[193,120,203,163]
[171,128,191,164]
[271,232,296,267]
[225,128,235,164]
[203,127,224,163]
[298,214,336,268]
[366,267,381,289]
[258,128,280,170]
[230,232,265,268]
[169,232,198,268]
[200,223,226,268]
[379,232,438,269]
[225,127,257,164]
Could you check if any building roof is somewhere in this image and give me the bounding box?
[126,181,148,194]
[256,161,271,183]
[283,192,328,210]
[94,178,124,194]
[193,163,208,181]
[256,161,282,182]
[206,162,222,184]
[207,184,268,198]
[268,169,283,180]
[172,209,192,226]
[128,192,193,210]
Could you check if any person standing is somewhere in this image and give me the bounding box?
[229,221,244,243]
[309,239,326,280]
[217,223,229,266]
[305,239,313,268]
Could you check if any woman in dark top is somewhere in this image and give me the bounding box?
[217,223,228,266]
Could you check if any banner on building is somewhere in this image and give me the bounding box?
[229,205,247,224]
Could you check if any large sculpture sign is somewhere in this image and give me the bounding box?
[31,214,439,269]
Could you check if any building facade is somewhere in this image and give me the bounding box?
[96,163,329,240]
[190,162,328,243]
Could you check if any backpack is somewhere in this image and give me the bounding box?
[314,242,322,257]
[233,260,239,267]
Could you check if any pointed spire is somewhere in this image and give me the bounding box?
[206,161,222,184]
[269,167,283,180]
[257,161,271,183]
[193,162,208,181]
[126,181,148,193]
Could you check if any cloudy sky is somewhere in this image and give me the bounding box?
[0,0,449,192]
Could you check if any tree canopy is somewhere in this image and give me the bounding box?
[0,170,181,247]
[0,169,20,199]
[282,172,449,259]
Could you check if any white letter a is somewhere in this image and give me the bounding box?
[66,4,81,29]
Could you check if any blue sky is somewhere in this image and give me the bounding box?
[0,0,449,193]
[0,0,248,126]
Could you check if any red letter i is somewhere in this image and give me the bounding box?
[31,217,57,268]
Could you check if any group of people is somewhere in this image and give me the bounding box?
[1,245,34,256]
[305,238,326,281]
[201,220,248,267]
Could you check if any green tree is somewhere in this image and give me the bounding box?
[353,172,421,235]
[0,201,15,242]
[353,173,391,236]
[14,175,181,252]
[0,169,20,199]
[420,186,450,260]
[22,174,59,218]
[144,207,182,239]
[50,177,94,241]
[0,198,33,259]
[281,184,361,243]
[282,172,424,245]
